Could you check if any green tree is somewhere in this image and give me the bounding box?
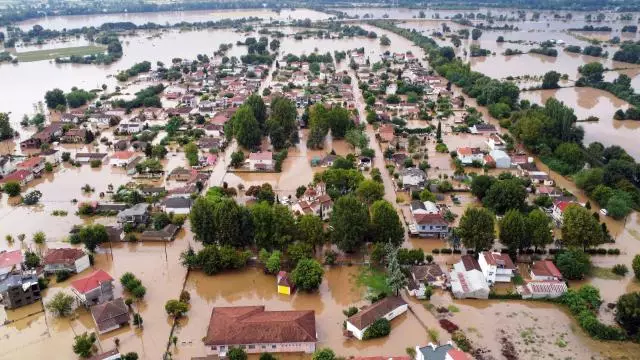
[356,179,384,205]
[267,96,297,149]
[230,151,245,167]
[561,205,603,249]
[541,70,561,89]
[22,190,42,205]
[331,195,369,252]
[33,231,46,244]
[633,254,640,280]
[46,292,75,317]
[458,207,495,250]
[555,249,591,280]
[527,209,553,250]
[260,353,278,360]
[291,258,324,291]
[3,181,21,196]
[24,251,40,269]
[471,28,483,40]
[164,299,189,318]
[386,245,407,296]
[297,214,325,252]
[499,210,527,251]
[245,94,268,132]
[0,112,15,140]
[44,88,66,109]
[579,62,605,84]
[482,178,526,214]
[265,250,281,274]
[77,224,109,252]
[470,175,496,200]
[312,349,336,360]
[231,105,262,149]
[287,242,313,267]
[151,144,168,159]
[228,347,248,360]
[419,189,436,202]
[616,292,640,336]
[370,200,404,247]
[72,332,96,358]
[345,128,369,151]
[380,34,391,46]
[184,142,199,167]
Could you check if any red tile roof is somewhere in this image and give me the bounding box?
[17,156,44,169]
[554,200,572,212]
[530,260,562,279]
[71,269,114,294]
[43,248,86,265]
[481,252,516,270]
[91,298,130,332]
[249,152,273,161]
[460,255,481,271]
[111,151,135,160]
[0,250,23,269]
[414,213,447,226]
[204,306,316,345]
[0,169,32,183]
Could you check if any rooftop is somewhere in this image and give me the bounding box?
[347,296,406,331]
[530,260,562,279]
[43,248,86,265]
[481,252,516,270]
[204,306,316,346]
[91,298,130,332]
[71,269,114,294]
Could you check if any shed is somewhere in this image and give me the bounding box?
[277,271,293,295]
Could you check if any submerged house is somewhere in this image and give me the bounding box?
[415,342,472,360]
[0,271,41,309]
[345,297,408,340]
[478,251,516,284]
[42,248,90,274]
[204,306,317,355]
[449,256,489,299]
[91,298,130,334]
[517,280,567,299]
[71,269,115,306]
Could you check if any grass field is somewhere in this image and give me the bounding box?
[12,45,107,62]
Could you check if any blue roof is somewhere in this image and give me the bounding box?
[418,344,453,360]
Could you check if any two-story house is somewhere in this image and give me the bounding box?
[478,251,516,284]
[0,271,41,309]
[71,269,115,306]
[17,156,46,177]
[248,152,274,171]
[456,147,484,165]
[346,297,408,340]
[116,203,150,226]
[43,248,90,274]
[291,183,333,220]
[410,213,449,238]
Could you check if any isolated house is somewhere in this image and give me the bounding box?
[345,297,408,340]
[91,298,130,334]
[116,203,149,225]
[162,197,192,215]
[470,123,497,134]
[410,213,449,238]
[450,256,489,299]
[76,153,108,164]
[410,201,440,215]
[456,147,484,165]
[530,260,563,281]
[42,248,90,274]
[401,168,427,190]
[248,152,274,171]
[517,280,567,299]
[277,271,293,295]
[204,306,316,355]
[478,252,516,284]
[139,224,179,242]
[109,151,137,167]
[71,269,115,306]
[0,272,41,309]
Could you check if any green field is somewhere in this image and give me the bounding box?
[12,45,107,62]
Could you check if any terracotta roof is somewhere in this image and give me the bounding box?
[71,269,114,294]
[554,200,573,212]
[530,260,562,279]
[249,152,273,161]
[457,147,481,156]
[0,169,32,183]
[355,357,410,360]
[0,250,23,269]
[91,298,130,332]
[481,252,516,270]
[411,264,444,282]
[17,156,44,169]
[43,248,86,265]
[447,349,473,360]
[205,306,316,345]
[347,296,406,331]
[460,255,481,272]
[414,213,447,226]
[111,151,135,160]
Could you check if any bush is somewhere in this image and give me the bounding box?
[343,306,359,317]
[451,330,471,352]
[559,286,627,340]
[55,270,71,282]
[612,264,629,276]
[3,181,20,196]
[362,318,391,339]
[90,159,102,168]
[556,249,591,280]
[432,249,440,254]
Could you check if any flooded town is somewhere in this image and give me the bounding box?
[2,1,640,360]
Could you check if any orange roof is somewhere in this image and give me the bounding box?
[17,156,44,169]
[111,151,135,160]
[71,269,114,294]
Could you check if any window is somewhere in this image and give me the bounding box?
[248,345,255,349]
[272,345,276,349]
[219,346,225,350]
[240,345,246,349]
[212,346,217,350]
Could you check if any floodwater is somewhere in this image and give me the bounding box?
[14,8,331,31]
[520,87,640,159]
[176,266,431,359]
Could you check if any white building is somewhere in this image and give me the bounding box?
[486,134,506,151]
[0,155,16,176]
[456,147,484,165]
[450,256,490,299]
[489,150,511,169]
[517,280,567,299]
[401,167,427,190]
[346,297,408,340]
[478,252,516,284]
[109,151,137,167]
[42,248,90,274]
[248,151,274,171]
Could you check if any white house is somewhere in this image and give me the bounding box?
[42,248,90,274]
[489,150,511,169]
[118,122,144,134]
[401,167,427,190]
[88,113,113,128]
[517,280,567,299]
[109,151,137,167]
[70,269,115,306]
[478,252,516,284]
[450,256,490,299]
[530,260,563,281]
[346,297,407,340]
[40,149,61,165]
[486,134,506,151]
[248,151,274,171]
[386,83,398,95]
[552,200,576,225]
[162,197,192,215]
[410,200,440,215]
[456,147,484,165]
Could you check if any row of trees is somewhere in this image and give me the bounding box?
[307,103,356,149]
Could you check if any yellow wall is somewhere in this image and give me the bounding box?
[278,285,291,295]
